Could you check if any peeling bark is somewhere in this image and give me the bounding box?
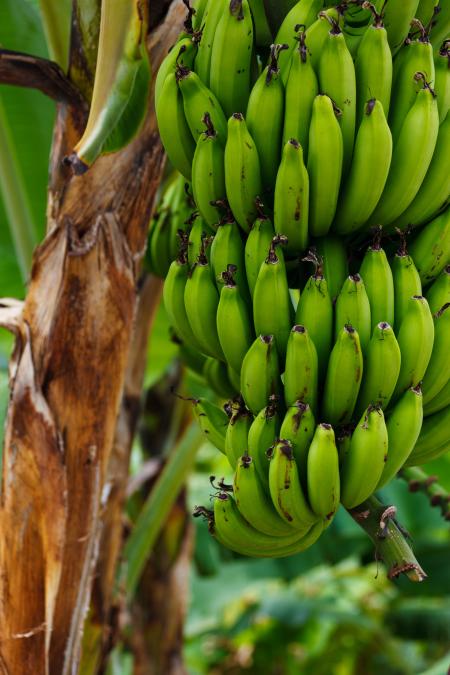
[0,2,185,673]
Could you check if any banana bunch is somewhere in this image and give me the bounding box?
[152,0,450,560]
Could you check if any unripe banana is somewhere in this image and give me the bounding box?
[314,235,348,301]
[354,8,392,124]
[322,325,364,426]
[248,396,281,491]
[274,139,309,255]
[279,402,315,492]
[355,322,401,417]
[245,213,275,298]
[156,72,195,179]
[210,218,247,294]
[269,440,318,529]
[187,215,214,267]
[332,99,392,235]
[335,274,372,354]
[359,239,395,330]
[274,0,323,80]
[184,244,225,360]
[392,295,435,401]
[148,208,172,278]
[369,79,440,227]
[388,110,450,232]
[241,335,282,414]
[283,27,318,156]
[193,398,230,453]
[307,95,343,237]
[416,0,439,28]
[422,303,450,404]
[209,0,254,118]
[177,65,228,141]
[305,7,341,70]
[391,245,422,332]
[203,357,237,399]
[423,378,450,416]
[234,455,296,536]
[435,41,450,123]
[431,1,450,54]
[318,18,356,176]
[295,257,333,383]
[337,427,352,467]
[191,114,227,228]
[216,265,254,375]
[284,325,318,414]
[192,0,208,31]
[408,207,450,284]
[253,236,294,361]
[194,0,228,86]
[247,44,287,196]
[377,386,424,488]
[307,423,340,520]
[426,265,450,313]
[341,405,388,509]
[224,113,263,233]
[405,404,450,466]
[248,0,273,47]
[382,0,421,55]
[155,38,197,109]
[164,250,204,352]
[227,364,241,392]
[225,402,253,468]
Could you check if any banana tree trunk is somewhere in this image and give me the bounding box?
[0,2,184,673]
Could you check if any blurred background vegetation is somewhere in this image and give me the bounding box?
[0,2,449,673]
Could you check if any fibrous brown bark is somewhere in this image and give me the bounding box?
[0,2,185,673]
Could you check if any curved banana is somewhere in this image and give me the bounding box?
[203,357,237,399]
[187,215,214,267]
[210,218,248,294]
[335,274,372,354]
[305,7,341,69]
[405,404,450,466]
[279,401,315,491]
[194,0,228,86]
[191,113,227,228]
[241,335,282,414]
[392,295,435,401]
[155,38,197,109]
[314,235,348,301]
[359,239,395,330]
[209,0,254,118]
[193,398,230,453]
[156,72,195,179]
[177,65,228,141]
[423,378,450,416]
[192,0,208,31]
[391,245,422,332]
[435,41,450,123]
[422,303,450,405]
[332,99,392,235]
[225,403,253,468]
[284,325,318,414]
[248,0,273,47]
[383,0,421,55]
[307,423,340,520]
[253,236,294,361]
[408,207,450,284]
[248,396,281,491]
[224,113,263,233]
[322,325,364,426]
[426,265,450,314]
[148,208,172,279]
[274,139,309,255]
[216,265,254,374]
[245,213,275,298]
[274,0,323,81]
[163,251,204,352]
[341,405,388,509]
[355,322,401,417]
[307,95,343,237]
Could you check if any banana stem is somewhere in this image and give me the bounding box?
[348,496,427,582]
[399,466,450,522]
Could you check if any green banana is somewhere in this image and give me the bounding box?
[194,0,228,86]
[422,303,450,404]
[431,1,450,54]
[224,113,263,233]
[359,239,395,330]
[295,255,333,383]
[322,325,364,426]
[184,242,225,360]
[209,0,254,118]
[405,404,450,466]
[225,402,253,467]
[307,95,343,237]
[355,322,401,417]
[274,0,323,81]
[416,0,440,28]
[234,455,296,536]
[408,207,450,284]
[210,217,247,293]
[337,427,352,466]
[248,396,281,491]
[155,38,197,109]
[227,364,241,392]
[216,265,254,374]
[391,244,423,332]
[269,440,318,529]
[156,72,195,179]
[248,0,273,46]
[203,357,237,399]
[191,113,227,228]
[369,78,440,228]
[341,405,388,509]
[388,110,450,231]
[392,295,435,401]
[333,99,392,235]
[148,208,172,278]
[187,215,214,267]
[193,398,230,453]
[274,139,309,255]
[245,212,275,298]
[282,27,319,156]
[279,402,315,492]
[247,44,287,195]
[318,17,356,176]
[382,0,421,55]
[241,335,282,414]
[435,41,450,123]
[307,423,340,520]
[354,7,392,124]
[284,325,318,414]
[192,0,208,31]
[314,235,348,301]
[305,7,341,70]
[335,274,372,354]
[253,236,294,361]
[177,65,228,141]
[423,378,450,416]
[378,386,424,488]
[426,265,450,313]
